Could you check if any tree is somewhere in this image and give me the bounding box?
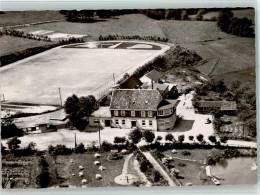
[7,137,21,152]
[114,136,126,145]
[128,129,143,144]
[143,130,155,144]
[188,135,194,141]
[196,134,204,143]
[178,135,185,144]
[1,114,23,139]
[102,141,112,152]
[1,144,6,155]
[153,170,162,182]
[64,94,96,130]
[208,135,217,144]
[217,9,233,32]
[165,133,174,142]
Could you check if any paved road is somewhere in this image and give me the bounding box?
[142,151,176,186]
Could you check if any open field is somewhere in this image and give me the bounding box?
[0,11,65,27]
[0,36,54,57]
[232,9,255,23]
[54,153,124,187]
[19,14,166,40]
[0,41,169,104]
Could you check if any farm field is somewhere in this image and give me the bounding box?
[0,36,54,57]
[0,11,65,27]
[0,41,169,104]
[19,14,166,40]
[1,155,39,188]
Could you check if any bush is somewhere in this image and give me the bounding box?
[181,150,191,156]
[153,170,162,182]
[75,143,86,153]
[128,129,143,144]
[165,133,174,142]
[140,160,149,172]
[177,162,186,167]
[102,141,112,152]
[143,130,155,144]
[36,156,51,188]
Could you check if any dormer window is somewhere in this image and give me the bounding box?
[121,110,125,116]
[131,111,135,117]
[114,110,118,116]
[141,111,145,117]
[148,111,153,117]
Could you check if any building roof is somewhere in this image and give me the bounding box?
[158,99,180,110]
[141,69,164,82]
[142,83,169,95]
[110,89,162,111]
[90,106,111,118]
[119,75,143,89]
[197,101,223,108]
[198,101,237,110]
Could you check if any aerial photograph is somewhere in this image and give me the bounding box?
[0,8,257,189]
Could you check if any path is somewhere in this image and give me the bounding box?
[142,151,176,186]
[114,153,138,185]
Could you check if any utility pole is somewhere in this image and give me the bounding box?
[75,133,77,148]
[113,73,115,84]
[58,88,62,107]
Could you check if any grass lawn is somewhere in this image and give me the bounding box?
[0,11,65,27]
[1,155,39,189]
[54,152,124,187]
[0,36,54,57]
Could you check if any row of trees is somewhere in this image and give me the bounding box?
[64,94,97,130]
[1,114,24,139]
[217,9,254,37]
[4,29,51,41]
[99,34,168,42]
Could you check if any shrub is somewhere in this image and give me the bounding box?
[75,143,86,153]
[102,141,112,152]
[177,162,186,167]
[178,135,185,143]
[196,134,204,143]
[188,135,194,141]
[181,150,191,156]
[165,133,174,142]
[153,170,162,182]
[140,160,149,172]
[143,130,155,144]
[7,137,21,152]
[128,129,143,144]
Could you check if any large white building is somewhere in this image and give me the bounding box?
[89,89,180,131]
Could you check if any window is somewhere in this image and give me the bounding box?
[114,110,118,116]
[165,109,170,115]
[94,119,100,124]
[122,120,125,125]
[142,120,146,126]
[131,111,135,116]
[158,110,164,116]
[115,119,119,125]
[121,110,125,116]
[141,111,145,117]
[148,111,152,117]
[149,120,153,126]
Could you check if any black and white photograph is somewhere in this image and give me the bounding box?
[0,6,257,189]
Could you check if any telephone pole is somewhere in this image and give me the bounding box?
[58,88,62,107]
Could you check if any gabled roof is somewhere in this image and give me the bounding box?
[142,83,169,95]
[90,107,111,118]
[110,89,162,111]
[119,75,143,89]
[158,99,180,110]
[141,69,164,82]
[198,101,222,108]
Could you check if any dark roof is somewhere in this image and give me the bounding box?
[110,89,162,111]
[120,75,143,89]
[144,69,164,82]
[158,99,180,110]
[143,83,169,95]
[198,101,222,108]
